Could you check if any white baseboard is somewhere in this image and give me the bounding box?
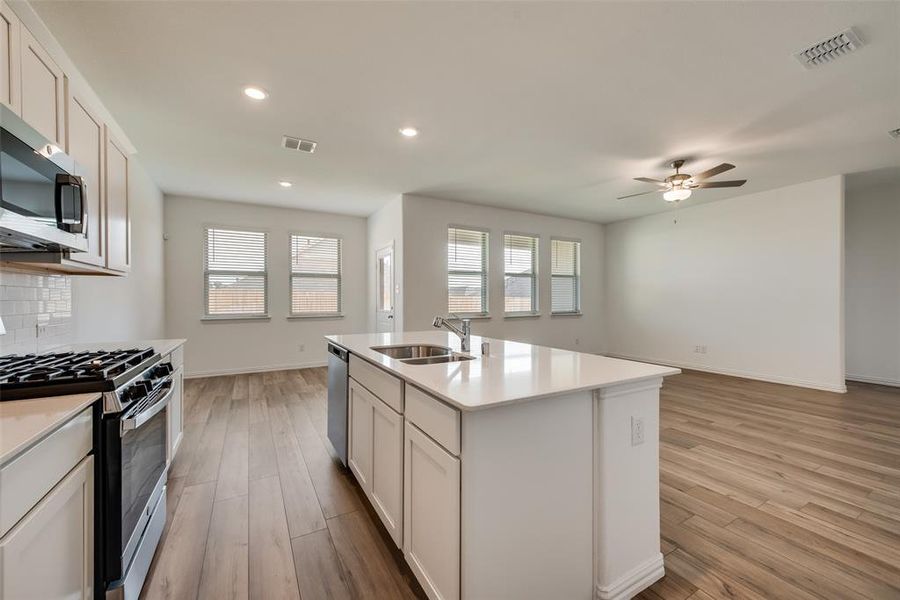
[605,353,847,394]
[185,360,327,379]
[846,373,900,388]
[595,553,665,600]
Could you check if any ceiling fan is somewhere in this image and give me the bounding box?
[617,159,747,202]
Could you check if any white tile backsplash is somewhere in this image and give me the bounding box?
[0,272,73,355]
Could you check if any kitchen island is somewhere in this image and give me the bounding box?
[325,331,679,600]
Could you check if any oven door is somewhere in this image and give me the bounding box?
[117,381,171,573]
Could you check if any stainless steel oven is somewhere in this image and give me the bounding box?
[0,104,88,252]
[101,363,174,600]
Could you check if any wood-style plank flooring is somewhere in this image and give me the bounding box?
[141,368,426,600]
[638,372,900,600]
[142,367,900,600]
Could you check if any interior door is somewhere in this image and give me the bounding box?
[375,244,395,333]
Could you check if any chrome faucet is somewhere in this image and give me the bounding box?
[432,315,472,352]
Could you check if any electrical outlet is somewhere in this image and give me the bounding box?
[631,416,645,446]
[693,345,708,354]
[35,323,48,338]
[298,344,306,352]
[575,337,580,346]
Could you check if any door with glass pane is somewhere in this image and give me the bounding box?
[375,244,394,333]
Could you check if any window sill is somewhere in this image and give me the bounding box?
[202,315,271,323]
[287,314,344,320]
[504,312,541,319]
[551,311,582,317]
[451,313,492,320]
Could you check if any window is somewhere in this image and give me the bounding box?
[448,227,489,315]
[504,233,538,314]
[290,234,342,316]
[551,239,580,314]
[204,227,267,317]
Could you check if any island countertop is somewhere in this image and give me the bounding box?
[325,331,679,411]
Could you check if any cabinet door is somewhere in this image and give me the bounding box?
[66,90,105,267]
[20,26,65,147]
[0,454,93,600]
[105,129,130,272]
[0,0,21,114]
[347,379,373,490]
[167,365,184,465]
[371,396,403,548]
[403,422,460,600]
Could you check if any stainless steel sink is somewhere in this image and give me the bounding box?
[400,354,475,365]
[371,344,452,359]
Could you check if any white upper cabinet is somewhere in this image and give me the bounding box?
[0,0,21,114]
[20,25,65,147]
[66,89,106,267]
[105,129,130,272]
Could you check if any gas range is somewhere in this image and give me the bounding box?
[0,348,161,404]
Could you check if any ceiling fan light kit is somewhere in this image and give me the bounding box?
[618,158,747,202]
[663,188,691,202]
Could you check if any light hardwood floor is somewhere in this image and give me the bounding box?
[639,372,900,600]
[142,367,900,600]
[141,367,426,600]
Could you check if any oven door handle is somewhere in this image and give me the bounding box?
[121,382,173,436]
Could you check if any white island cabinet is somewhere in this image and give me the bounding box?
[328,331,679,600]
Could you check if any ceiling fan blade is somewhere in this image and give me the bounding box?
[634,177,668,186]
[692,163,735,181]
[617,189,661,200]
[691,179,747,189]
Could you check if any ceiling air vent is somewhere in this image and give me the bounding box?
[794,28,863,69]
[282,135,317,153]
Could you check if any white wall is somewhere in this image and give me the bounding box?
[400,194,605,354]
[367,196,404,332]
[71,159,165,342]
[164,195,367,377]
[605,176,846,392]
[845,179,900,386]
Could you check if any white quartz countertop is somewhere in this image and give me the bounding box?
[325,331,679,411]
[0,392,99,466]
[63,338,186,358]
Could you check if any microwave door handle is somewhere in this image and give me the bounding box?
[120,383,174,436]
[54,175,87,234]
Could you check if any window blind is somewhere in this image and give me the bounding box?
[291,235,342,315]
[504,233,538,314]
[551,239,580,314]
[448,227,488,315]
[205,228,267,316]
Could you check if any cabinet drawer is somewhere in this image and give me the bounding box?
[349,355,403,413]
[405,385,460,456]
[0,406,92,538]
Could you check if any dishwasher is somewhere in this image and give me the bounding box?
[326,342,349,466]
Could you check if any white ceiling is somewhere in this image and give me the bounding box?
[34,1,900,223]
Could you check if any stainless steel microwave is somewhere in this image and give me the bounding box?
[0,104,88,253]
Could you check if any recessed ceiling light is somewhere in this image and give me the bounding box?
[278,181,293,188]
[399,127,418,138]
[243,86,268,100]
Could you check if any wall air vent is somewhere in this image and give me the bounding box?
[794,28,863,69]
[282,135,317,153]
